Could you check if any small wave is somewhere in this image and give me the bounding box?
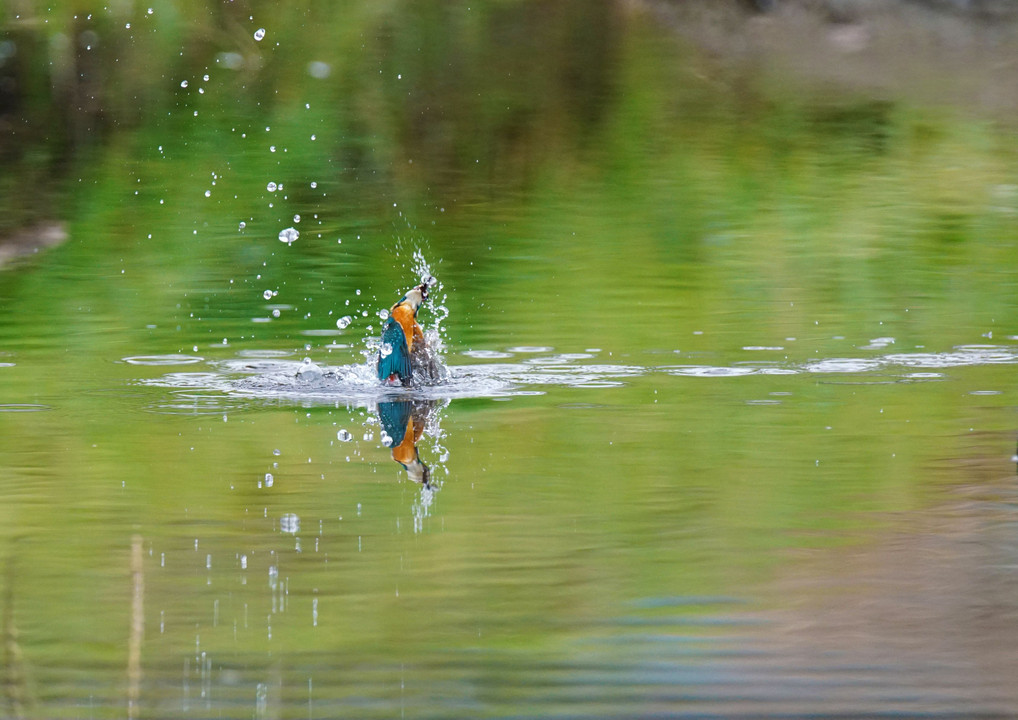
[663,365,758,377]
[0,403,49,412]
[122,354,204,366]
[138,342,1018,406]
[141,355,649,405]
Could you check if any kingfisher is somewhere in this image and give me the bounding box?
[378,400,432,486]
[377,282,429,386]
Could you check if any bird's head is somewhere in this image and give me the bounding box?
[402,457,431,487]
[400,283,429,312]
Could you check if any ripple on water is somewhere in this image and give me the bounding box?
[885,346,1018,368]
[0,403,50,412]
[235,349,294,359]
[805,358,884,374]
[664,365,758,377]
[136,342,1018,405]
[507,345,554,353]
[462,350,514,359]
[141,355,649,404]
[904,372,944,380]
[122,354,204,366]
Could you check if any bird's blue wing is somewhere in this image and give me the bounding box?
[377,317,412,383]
[377,401,411,447]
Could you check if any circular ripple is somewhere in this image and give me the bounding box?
[123,354,204,366]
[0,404,49,412]
[462,350,514,359]
[506,346,553,353]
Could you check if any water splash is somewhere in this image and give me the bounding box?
[403,250,449,386]
[411,249,449,345]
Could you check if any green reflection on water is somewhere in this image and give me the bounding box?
[2,1,1018,717]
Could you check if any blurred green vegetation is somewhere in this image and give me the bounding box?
[1,0,1015,352]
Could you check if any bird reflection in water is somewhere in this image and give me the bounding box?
[378,399,437,487]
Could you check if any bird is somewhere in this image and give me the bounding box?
[377,282,429,386]
[378,400,432,486]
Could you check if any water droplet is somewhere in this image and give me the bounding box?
[238,220,246,230]
[378,309,389,320]
[263,289,273,300]
[379,343,393,358]
[278,227,299,245]
[266,181,277,192]
[264,472,274,487]
[307,60,331,79]
[336,316,352,329]
[272,309,281,318]
[293,214,300,223]
[203,74,210,82]
[310,181,318,189]
[240,555,247,569]
[180,79,188,88]
[253,27,265,41]
[204,190,211,197]
[280,513,300,534]
[337,429,352,442]
[380,431,392,447]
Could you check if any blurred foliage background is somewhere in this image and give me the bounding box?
[0,1,1016,379]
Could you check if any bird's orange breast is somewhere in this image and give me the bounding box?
[390,304,422,353]
[391,417,421,466]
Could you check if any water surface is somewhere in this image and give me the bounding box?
[2,3,1018,718]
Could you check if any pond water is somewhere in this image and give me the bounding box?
[2,3,1018,718]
